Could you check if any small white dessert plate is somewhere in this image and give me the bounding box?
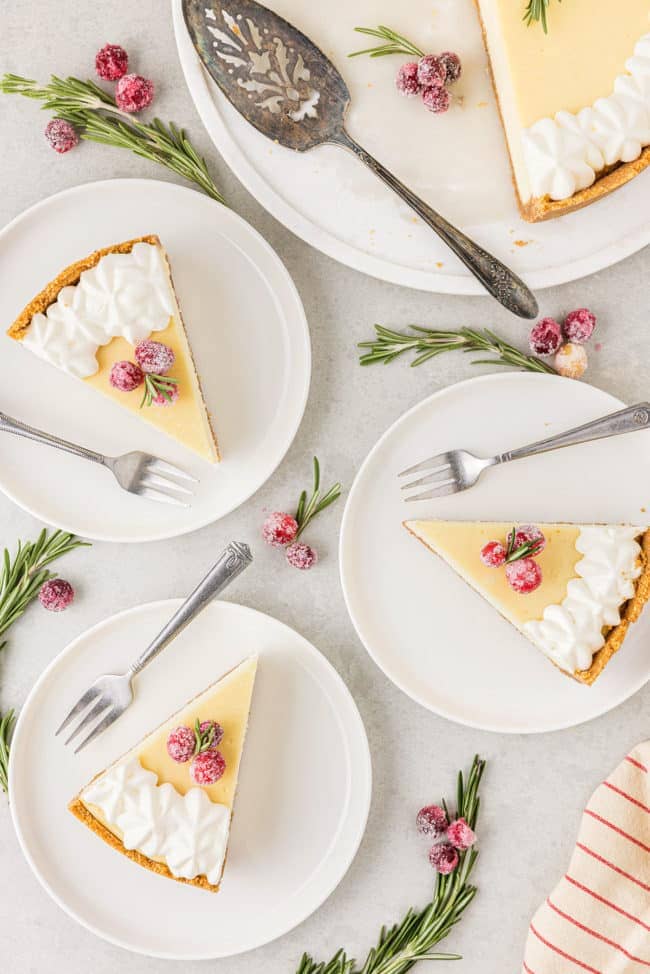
[0,179,310,542]
[173,0,650,294]
[9,600,371,959]
[340,372,650,734]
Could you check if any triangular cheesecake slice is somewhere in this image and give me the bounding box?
[69,656,257,891]
[7,235,219,463]
[404,521,650,684]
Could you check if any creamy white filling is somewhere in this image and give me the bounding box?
[82,757,230,885]
[522,33,650,201]
[524,526,644,674]
[22,242,173,379]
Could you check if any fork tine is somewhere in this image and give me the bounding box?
[145,458,199,483]
[64,696,110,745]
[74,707,120,753]
[404,480,460,502]
[398,452,451,477]
[55,685,101,737]
[136,486,189,508]
[400,464,453,491]
[141,472,194,497]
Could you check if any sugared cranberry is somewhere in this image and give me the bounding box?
[564,308,596,344]
[190,749,226,785]
[262,511,299,547]
[115,74,155,113]
[512,525,546,555]
[396,61,421,96]
[529,317,563,356]
[45,119,79,154]
[421,85,450,114]
[446,817,476,850]
[39,578,74,612]
[417,54,446,89]
[167,725,195,763]
[480,541,507,568]
[286,542,318,570]
[95,43,129,81]
[110,360,144,392]
[198,719,224,749]
[151,384,180,406]
[135,340,175,375]
[429,843,459,874]
[439,51,462,85]
[416,804,448,837]
[555,342,588,379]
[505,557,542,594]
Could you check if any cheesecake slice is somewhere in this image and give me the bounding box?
[475,0,650,221]
[69,656,257,891]
[7,235,219,462]
[404,521,650,684]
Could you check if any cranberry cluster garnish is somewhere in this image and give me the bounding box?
[529,308,596,380]
[416,803,476,875]
[39,578,75,612]
[396,50,462,115]
[166,717,226,786]
[109,340,179,408]
[480,525,545,594]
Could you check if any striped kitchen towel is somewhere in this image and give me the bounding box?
[522,742,650,973]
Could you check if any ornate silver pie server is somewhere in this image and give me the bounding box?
[183,0,538,319]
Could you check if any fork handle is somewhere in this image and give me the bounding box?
[129,542,253,676]
[0,410,106,465]
[334,130,538,320]
[497,403,650,464]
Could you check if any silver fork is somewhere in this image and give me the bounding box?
[56,541,253,752]
[0,410,197,507]
[400,403,650,501]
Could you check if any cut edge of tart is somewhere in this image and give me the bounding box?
[69,655,258,892]
[403,520,650,685]
[7,235,220,464]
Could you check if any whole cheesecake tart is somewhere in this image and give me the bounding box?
[69,656,257,891]
[474,0,650,221]
[7,235,219,463]
[404,521,650,684]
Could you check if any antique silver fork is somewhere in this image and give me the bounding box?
[0,410,197,506]
[400,403,650,501]
[55,541,253,752]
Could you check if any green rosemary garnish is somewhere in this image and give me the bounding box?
[295,458,342,539]
[0,74,225,204]
[504,527,543,563]
[349,25,424,59]
[193,718,218,755]
[523,0,561,33]
[140,373,178,408]
[296,756,486,974]
[0,710,15,795]
[359,325,557,374]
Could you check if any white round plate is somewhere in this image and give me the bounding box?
[173,0,650,294]
[340,373,650,733]
[9,600,371,959]
[0,179,310,542]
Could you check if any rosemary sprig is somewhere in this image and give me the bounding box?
[0,710,15,794]
[504,527,543,563]
[349,26,424,60]
[295,457,342,539]
[296,756,486,974]
[140,373,178,408]
[0,74,225,204]
[523,0,561,33]
[359,325,556,374]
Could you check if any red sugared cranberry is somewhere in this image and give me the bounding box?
[439,51,462,84]
[429,843,459,874]
[416,804,448,837]
[529,317,562,356]
[555,342,588,379]
[110,360,144,392]
[286,542,318,570]
[564,308,596,344]
[446,817,476,850]
[262,511,299,547]
[198,719,224,749]
[417,54,446,88]
[512,525,546,555]
[190,749,226,785]
[45,119,79,154]
[115,74,155,113]
[480,541,507,568]
[396,61,421,96]
[167,725,195,763]
[421,85,450,114]
[95,43,129,81]
[135,340,175,375]
[505,557,542,594]
[151,385,179,406]
[39,578,74,611]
